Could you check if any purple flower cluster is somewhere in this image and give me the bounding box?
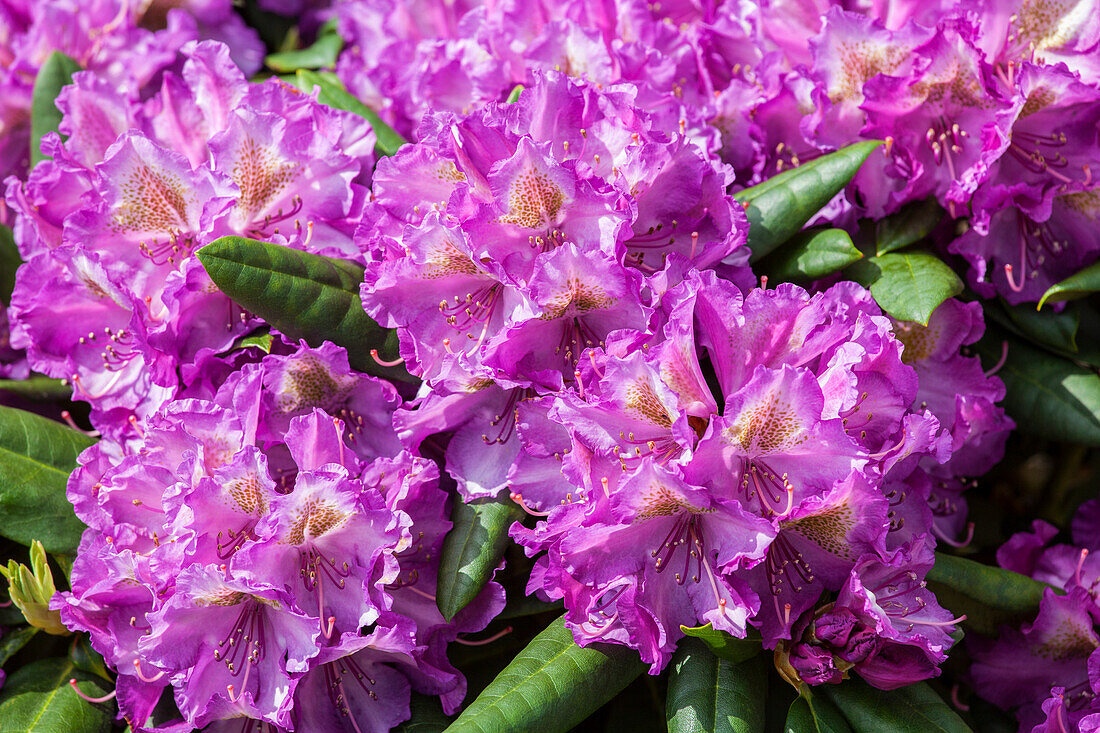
[6,40,375,441]
[0,0,263,188]
[971,500,1100,731]
[53,341,501,730]
[333,0,1100,305]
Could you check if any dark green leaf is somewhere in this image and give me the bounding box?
[734,141,882,261]
[395,693,452,733]
[0,376,71,402]
[196,236,413,382]
[975,325,1100,445]
[679,624,762,664]
[874,198,944,256]
[436,497,522,621]
[0,657,114,733]
[667,638,766,733]
[0,626,37,666]
[296,70,407,157]
[821,679,972,733]
[847,251,963,325]
[30,52,81,166]
[0,224,21,305]
[443,615,644,733]
[986,299,1079,355]
[1039,261,1100,310]
[760,228,862,282]
[69,636,110,682]
[265,19,344,71]
[0,404,96,554]
[928,552,1053,617]
[786,692,852,733]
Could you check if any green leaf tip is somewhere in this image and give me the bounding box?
[196,236,414,382]
[296,69,408,157]
[436,497,522,621]
[735,140,883,262]
[1038,260,1100,310]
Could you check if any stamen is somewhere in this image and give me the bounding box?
[133,659,166,683]
[1003,263,1025,292]
[60,410,100,437]
[1075,548,1089,588]
[69,679,116,704]
[950,684,970,712]
[983,341,1009,377]
[369,349,404,367]
[932,521,975,549]
[510,492,551,517]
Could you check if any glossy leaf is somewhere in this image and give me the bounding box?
[986,300,1079,356]
[443,615,645,733]
[1038,261,1100,310]
[847,251,963,325]
[975,326,1100,445]
[679,624,762,664]
[0,224,21,305]
[395,693,452,733]
[296,70,407,157]
[927,552,1053,617]
[30,52,81,166]
[821,679,972,733]
[0,376,71,402]
[0,657,114,732]
[0,626,37,666]
[734,141,882,261]
[786,692,852,733]
[436,497,522,621]
[874,197,944,256]
[265,18,343,71]
[0,404,96,555]
[196,236,413,382]
[761,228,862,282]
[667,638,766,733]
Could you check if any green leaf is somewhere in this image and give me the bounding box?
[874,198,944,256]
[847,251,963,325]
[734,141,882,261]
[0,376,71,402]
[238,331,275,354]
[0,657,114,733]
[786,692,852,733]
[30,52,82,167]
[196,236,413,383]
[975,325,1100,445]
[265,18,344,71]
[69,636,111,682]
[0,224,21,305]
[506,85,524,103]
[395,693,452,733]
[436,497,522,621]
[666,638,766,733]
[0,404,96,555]
[679,624,762,664]
[821,679,972,733]
[1039,261,1100,310]
[760,228,862,282]
[296,70,408,157]
[0,626,37,666]
[986,299,1079,355]
[927,552,1053,618]
[443,615,645,733]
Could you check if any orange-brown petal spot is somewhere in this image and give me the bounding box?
[283,499,352,545]
[276,357,346,414]
[625,378,674,429]
[540,277,615,320]
[232,136,300,224]
[497,165,566,229]
[724,395,809,454]
[113,164,191,233]
[781,500,859,561]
